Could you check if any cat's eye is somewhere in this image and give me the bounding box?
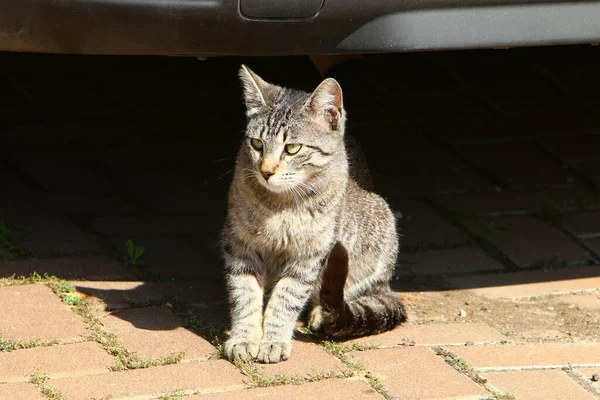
[285,143,302,155]
[250,138,263,151]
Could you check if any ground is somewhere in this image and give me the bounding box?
[0,46,600,399]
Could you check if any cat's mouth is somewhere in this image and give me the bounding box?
[256,171,303,194]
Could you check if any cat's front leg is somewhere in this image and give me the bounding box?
[257,257,320,363]
[223,251,264,362]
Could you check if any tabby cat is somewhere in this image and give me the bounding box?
[221,65,406,364]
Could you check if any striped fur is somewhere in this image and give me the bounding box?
[222,65,406,364]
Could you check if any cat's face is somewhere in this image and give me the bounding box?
[239,66,346,194]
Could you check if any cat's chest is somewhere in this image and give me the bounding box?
[243,209,334,255]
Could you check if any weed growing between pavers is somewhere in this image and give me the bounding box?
[320,341,396,399]
[433,347,519,399]
[234,358,354,388]
[30,372,67,400]
[0,337,59,353]
[179,308,226,357]
[0,272,57,287]
[434,347,487,385]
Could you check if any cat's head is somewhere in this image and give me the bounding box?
[238,65,346,194]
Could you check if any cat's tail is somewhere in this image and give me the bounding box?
[319,242,407,338]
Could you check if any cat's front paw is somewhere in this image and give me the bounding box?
[224,339,259,362]
[256,340,292,364]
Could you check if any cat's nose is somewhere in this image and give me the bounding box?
[261,170,275,181]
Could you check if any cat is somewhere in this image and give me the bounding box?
[221,65,407,364]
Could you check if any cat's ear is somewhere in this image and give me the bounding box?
[239,65,278,116]
[304,78,344,132]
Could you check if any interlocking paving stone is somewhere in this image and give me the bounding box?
[1,210,102,255]
[0,284,87,342]
[109,236,222,280]
[256,340,348,378]
[10,151,117,195]
[0,342,113,383]
[481,369,595,400]
[88,214,223,237]
[459,142,580,190]
[566,211,600,238]
[392,200,470,251]
[73,280,227,310]
[51,360,246,400]
[540,136,600,163]
[465,216,590,267]
[445,267,600,298]
[426,111,599,142]
[586,238,600,256]
[397,248,505,276]
[348,322,506,347]
[193,379,384,399]
[452,343,600,370]
[573,160,600,190]
[434,189,600,217]
[0,382,46,400]
[100,306,216,361]
[349,347,488,399]
[0,256,131,280]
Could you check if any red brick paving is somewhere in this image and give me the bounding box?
[393,200,470,250]
[0,382,46,400]
[452,343,600,370]
[1,47,600,400]
[465,216,590,267]
[481,369,596,400]
[51,360,245,400]
[398,247,504,276]
[72,280,226,310]
[348,322,506,347]
[100,306,216,361]
[0,255,131,281]
[350,347,488,399]
[0,284,88,341]
[255,340,348,379]
[566,211,600,238]
[0,342,113,383]
[193,379,384,399]
[446,267,600,298]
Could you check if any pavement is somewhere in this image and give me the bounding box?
[0,46,600,399]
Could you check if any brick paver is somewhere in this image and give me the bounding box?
[481,369,595,400]
[459,142,579,190]
[452,343,600,370]
[0,342,113,383]
[0,382,46,400]
[465,216,590,267]
[109,236,222,280]
[72,280,226,310]
[434,188,600,217]
[348,322,506,347]
[586,238,600,256]
[10,151,117,195]
[101,306,216,361]
[349,347,488,399]
[0,284,87,341]
[0,256,131,280]
[566,211,600,238]
[257,340,348,378]
[51,360,245,400]
[392,200,470,251]
[574,160,600,190]
[397,248,505,276]
[3,210,102,255]
[539,135,600,163]
[445,267,600,298]
[194,379,384,399]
